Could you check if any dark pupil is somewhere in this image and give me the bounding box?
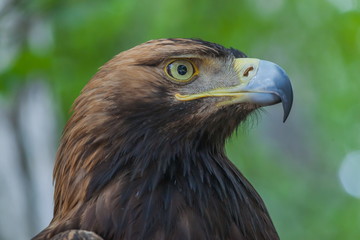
[177,65,188,75]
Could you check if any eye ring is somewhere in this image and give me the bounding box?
[165,59,198,83]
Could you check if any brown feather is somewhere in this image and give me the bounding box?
[51,230,103,240]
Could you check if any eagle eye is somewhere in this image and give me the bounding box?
[165,59,197,82]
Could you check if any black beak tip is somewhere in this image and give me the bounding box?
[282,88,293,122]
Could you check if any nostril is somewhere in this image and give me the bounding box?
[243,66,254,77]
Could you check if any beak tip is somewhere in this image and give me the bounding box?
[283,113,289,123]
[281,91,293,123]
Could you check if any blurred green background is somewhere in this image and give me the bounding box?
[1,0,360,239]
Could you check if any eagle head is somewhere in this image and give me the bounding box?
[35,38,293,240]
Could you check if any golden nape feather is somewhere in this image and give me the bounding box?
[33,38,293,240]
[51,230,103,240]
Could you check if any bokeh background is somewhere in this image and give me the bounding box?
[1,0,360,239]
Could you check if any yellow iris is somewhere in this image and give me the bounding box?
[165,59,196,82]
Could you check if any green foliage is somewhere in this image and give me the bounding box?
[1,0,360,238]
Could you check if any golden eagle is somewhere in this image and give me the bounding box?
[33,39,293,240]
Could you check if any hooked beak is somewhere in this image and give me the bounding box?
[175,58,293,122]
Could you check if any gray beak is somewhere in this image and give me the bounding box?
[175,58,293,122]
[239,60,293,122]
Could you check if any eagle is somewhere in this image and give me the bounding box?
[33,38,293,240]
